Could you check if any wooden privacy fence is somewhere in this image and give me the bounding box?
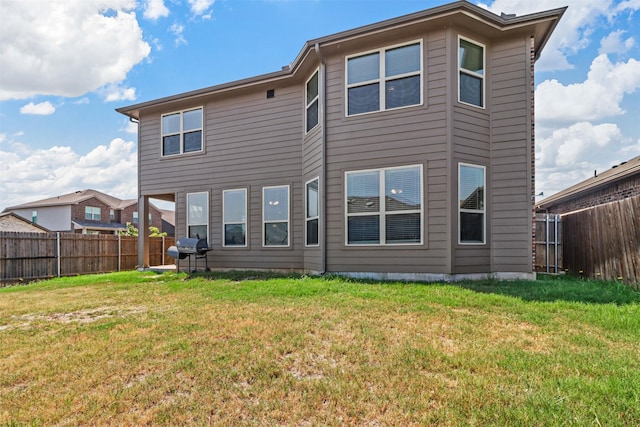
[562,195,640,287]
[0,232,175,282]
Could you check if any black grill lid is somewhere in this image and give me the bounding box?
[175,238,210,254]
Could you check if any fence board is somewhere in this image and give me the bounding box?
[562,195,640,288]
[0,232,175,282]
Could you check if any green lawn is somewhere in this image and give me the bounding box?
[1,272,639,426]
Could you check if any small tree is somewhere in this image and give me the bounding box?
[118,222,167,237]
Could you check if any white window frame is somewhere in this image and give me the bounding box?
[223,188,248,248]
[305,177,320,247]
[345,39,423,117]
[345,164,423,246]
[85,206,100,221]
[458,36,485,109]
[263,185,290,247]
[161,107,204,157]
[305,69,320,133]
[458,163,486,245]
[186,191,209,241]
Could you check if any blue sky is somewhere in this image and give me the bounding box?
[1,0,639,212]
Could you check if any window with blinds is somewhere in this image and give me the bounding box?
[346,165,422,245]
[458,163,485,244]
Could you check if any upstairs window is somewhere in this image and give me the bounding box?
[306,70,319,132]
[346,165,422,245]
[346,41,422,116]
[32,210,38,224]
[459,163,486,244]
[162,107,203,156]
[85,206,100,221]
[458,37,485,108]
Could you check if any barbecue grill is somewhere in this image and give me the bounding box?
[167,237,212,272]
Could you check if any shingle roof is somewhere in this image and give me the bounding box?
[3,189,123,211]
[536,156,640,211]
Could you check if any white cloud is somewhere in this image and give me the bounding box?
[598,30,635,55]
[535,122,640,196]
[0,0,151,101]
[144,0,169,20]
[536,54,640,123]
[477,0,640,71]
[0,138,138,210]
[20,102,56,115]
[102,84,137,102]
[169,23,187,46]
[188,0,215,17]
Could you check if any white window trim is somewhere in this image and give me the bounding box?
[161,107,204,157]
[457,36,486,109]
[262,185,290,248]
[305,69,320,134]
[458,162,486,245]
[305,177,320,247]
[345,39,423,117]
[344,164,423,246]
[222,188,248,248]
[186,191,209,241]
[85,206,101,221]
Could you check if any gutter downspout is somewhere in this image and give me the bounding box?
[314,43,327,274]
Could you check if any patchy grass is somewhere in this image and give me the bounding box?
[1,272,639,426]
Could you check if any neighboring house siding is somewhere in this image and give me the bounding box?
[13,206,71,231]
[489,37,533,273]
[121,204,163,230]
[324,30,450,275]
[72,198,111,228]
[0,215,48,233]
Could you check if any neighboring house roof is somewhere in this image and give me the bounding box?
[160,209,175,227]
[3,189,160,213]
[3,189,122,211]
[72,220,127,232]
[536,156,640,211]
[116,0,566,121]
[0,212,50,233]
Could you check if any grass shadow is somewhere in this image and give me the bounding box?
[458,274,640,305]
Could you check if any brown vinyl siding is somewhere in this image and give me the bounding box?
[324,31,450,274]
[140,85,305,270]
[489,37,533,273]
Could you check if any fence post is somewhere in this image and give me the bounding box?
[545,214,550,273]
[554,215,559,274]
[118,233,121,272]
[56,232,61,278]
[162,236,165,266]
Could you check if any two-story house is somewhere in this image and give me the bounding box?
[117,1,565,281]
[3,189,163,234]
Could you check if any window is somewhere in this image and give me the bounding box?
[459,163,485,244]
[32,210,37,224]
[346,165,422,245]
[187,192,209,240]
[346,41,422,116]
[263,186,289,247]
[85,206,100,221]
[110,209,115,221]
[306,70,319,132]
[133,211,139,224]
[162,107,203,156]
[223,189,247,247]
[458,37,484,108]
[306,178,319,246]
